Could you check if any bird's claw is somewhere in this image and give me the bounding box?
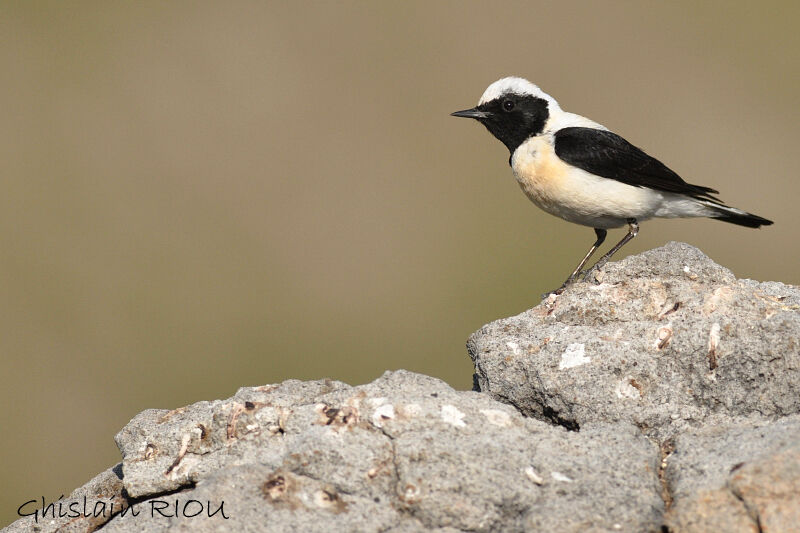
[581,265,603,283]
[541,280,573,300]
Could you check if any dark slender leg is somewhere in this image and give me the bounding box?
[550,228,607,295]
[566,228,607,284]
[582,219,639,281]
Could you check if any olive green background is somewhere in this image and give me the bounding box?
[1,1,798,526]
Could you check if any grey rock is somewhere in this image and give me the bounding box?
[5,242,799,533]
[4,371,664,533]
[3,464,125,533]
[664,414,800,532]
[468,241,800,440]
[107,370,664,532]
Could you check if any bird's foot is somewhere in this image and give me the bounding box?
[543,265,607,299]
[541,286,565,300]
[581,264,604,283]
[541,290,560,301]
[541,278,575,300]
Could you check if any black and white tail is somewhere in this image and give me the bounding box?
[702,201,773,228]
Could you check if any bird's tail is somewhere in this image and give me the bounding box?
[700,201,773,228]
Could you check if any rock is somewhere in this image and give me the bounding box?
[4,465,125,533]
[4,242,799,532]
[468,241,800,440]
[664,415,800,532]
[2,371,665,533]
[108,371,665,532]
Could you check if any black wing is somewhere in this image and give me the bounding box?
[554,127,722,202]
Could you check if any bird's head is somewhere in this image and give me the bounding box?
[451,77,559,154]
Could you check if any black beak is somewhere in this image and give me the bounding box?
[451,107,488,119]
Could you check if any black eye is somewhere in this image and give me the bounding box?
[503,99,515,111]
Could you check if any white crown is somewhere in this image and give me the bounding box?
[478,77,560,111]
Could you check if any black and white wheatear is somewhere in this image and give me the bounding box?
[452,77,772,293]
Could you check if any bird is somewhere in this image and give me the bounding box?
[451,77,772,294]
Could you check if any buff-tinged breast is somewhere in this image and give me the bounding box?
[510,135,662,227]
[512,137,572,211]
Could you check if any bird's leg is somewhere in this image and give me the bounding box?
[565,228,607,285]
[582,219,639,281]
[548,228,607,296]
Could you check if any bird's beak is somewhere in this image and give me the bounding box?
[451,108,488,119]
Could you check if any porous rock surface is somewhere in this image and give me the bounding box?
[6,372,664,533]
[469,241,800,440]
[4,242,799,533]
[663,414,800,532]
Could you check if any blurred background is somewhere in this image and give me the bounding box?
[1,0,798,525]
